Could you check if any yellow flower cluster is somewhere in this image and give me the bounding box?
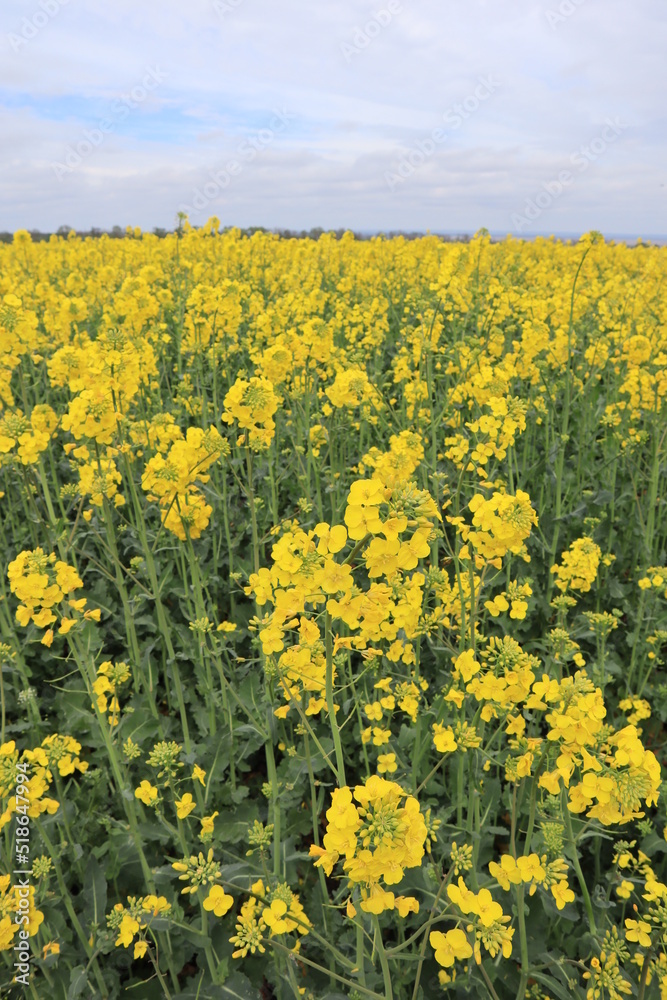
[551,536,602,593]
[24,734,88,782]
[439,639,661,825]
[227,879,311,959]
[638,566,667,598]
[488,853,575,910]
[222,375,279,450]
[142,426,225,539]
[107,895,171,960]
[93,660,131,725]
[52,329,158,449]
[446,877,514,961]
[619,696,651,727]
[7,548,99,645]
[244,478,442,719]
[538,676,661,824]
[74,449,124,508]
[0,404,58,465]
[310,775,426,915]
[325,366,383,414]
[448,490,537,566]
[0,736,89,833]
[484,579,533,620]
[358,430,424,487]
[445,395,528,475]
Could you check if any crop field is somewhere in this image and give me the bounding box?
[0,225,666,1000]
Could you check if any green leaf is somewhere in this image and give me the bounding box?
[531,969,585,1000]
[67,966,88,999]
[641,831,667,856]
[174,971,260,999]
[81,856,107,930]
[217,973,262,999]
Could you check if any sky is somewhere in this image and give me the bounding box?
[1,0,666,237]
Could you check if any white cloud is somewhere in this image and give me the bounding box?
[0,0,665,234]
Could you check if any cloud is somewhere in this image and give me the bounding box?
[0,0,665,234]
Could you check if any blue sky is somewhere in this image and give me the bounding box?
[1,0,665,235]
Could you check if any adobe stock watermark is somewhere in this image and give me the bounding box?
[510,117,629,232]
[340,1,403,63]
[13,756,32,988]
[179,109,296,216]
[7,0,71,53]
[212,0,245,17]
[546,0,587,29]
[51,66,167,181]
[385,76,501,191]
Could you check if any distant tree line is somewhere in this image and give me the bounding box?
[0,225,473,244]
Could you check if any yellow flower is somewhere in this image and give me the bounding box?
[192,764,206,786]
[175,793,196,819]
[200,812,219,841]
[430,928,473,967]
[0,915,16,951]
[395,895,419,917]
[551,881,575,910]
[116,914,140,948]
[616,880,634,900]
[134,781,159,807]
[359,884,395,914]
[377,753,397,774]
[625,918,651,948]
[433,724,457,754]
[454,649,480,683]
[203,885,234,917]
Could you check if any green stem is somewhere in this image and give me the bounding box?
[325,610,346,787]
[355,906,368,989]
[562,789,597,936]
[36,821,109,998]
[265,736,282,878]
[372,914,393,1000]
[637,944,653,1000]
[148,939,174,1000]
[304,734,332,940]
[267,938,384,999]
[123,458,192,749]
[198,905,219,983]
[515,884,529,1000]
[102,500,154,709]
[410,870,451,998]
[479,961,502,1000]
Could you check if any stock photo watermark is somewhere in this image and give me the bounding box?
[13,756,32,988]
[510,117,629,231]
[51,66,167,181]
[340,1,403,63]
[384,76,501,191]
[8,0,71,53]
[546,0,588,28]
[179,109,296,216]
[212,0,245,17]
